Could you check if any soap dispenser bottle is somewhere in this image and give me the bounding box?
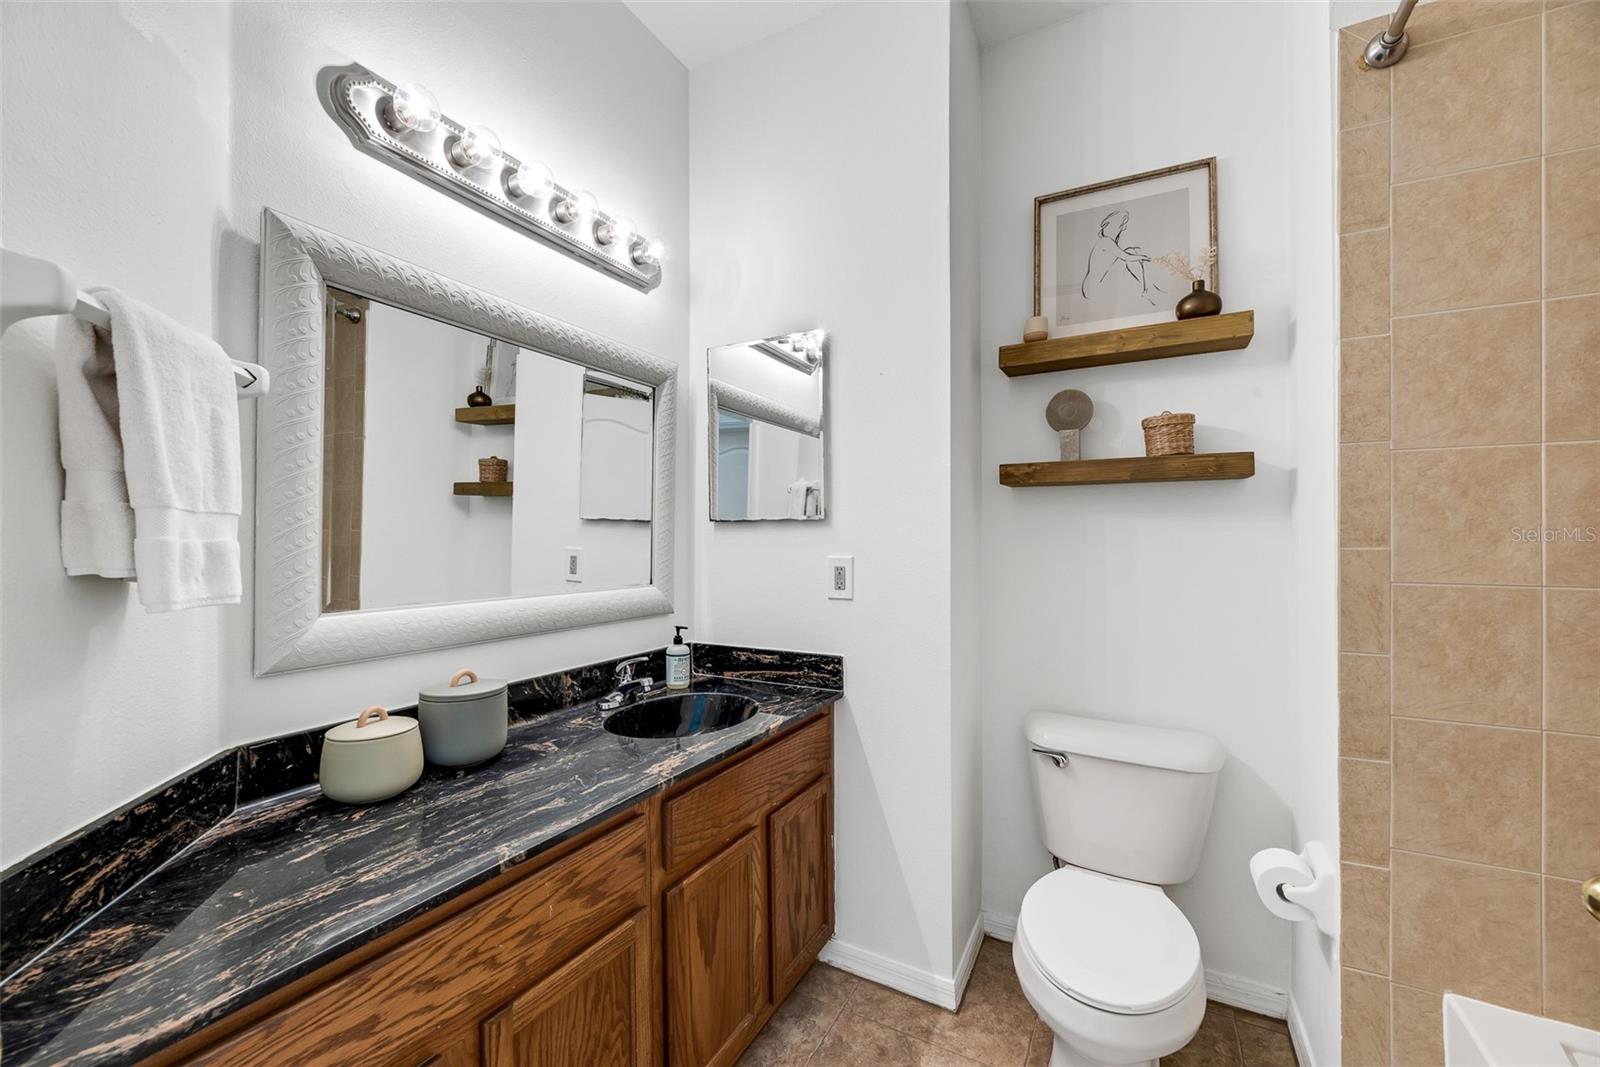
[666,626,691,689]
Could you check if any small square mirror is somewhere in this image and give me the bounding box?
[707,330,827,522]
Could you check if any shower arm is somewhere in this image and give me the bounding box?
[1361,0,1418,69]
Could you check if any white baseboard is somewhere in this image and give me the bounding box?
[953,912,985,1005]
[1286,994,1316,1067]
[818,915,985,1013]
[979,911,1289,1021]
[982,910,1017,942]
[1203,970,1289,1019]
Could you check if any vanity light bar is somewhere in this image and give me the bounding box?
[754,330,825,374]
[320,64,664,291]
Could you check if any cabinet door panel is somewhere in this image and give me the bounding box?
[665,830,766,1067]
[768,775,832,1002]
[481,911,650,1067]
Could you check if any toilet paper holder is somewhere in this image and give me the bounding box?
[1250,841,1337,939]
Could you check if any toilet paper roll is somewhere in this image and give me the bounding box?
[1251,847,1316,923]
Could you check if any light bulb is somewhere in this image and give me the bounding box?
[387,83,440,133]
[449,125,500,169]
[631,235,664,265]
[596,215,635,247]
[552,188,597,225]
[506,160,554,200]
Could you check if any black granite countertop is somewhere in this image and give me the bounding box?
[1,672,838,1066]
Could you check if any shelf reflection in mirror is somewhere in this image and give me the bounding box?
[320,287,654,613]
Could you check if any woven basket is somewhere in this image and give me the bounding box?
[478,456,509,482]
[1141,411,1195,456]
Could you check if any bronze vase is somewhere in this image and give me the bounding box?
[1175,280,1222,320]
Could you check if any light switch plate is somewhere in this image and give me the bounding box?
[827,555,854,600]
[564,547,583,583]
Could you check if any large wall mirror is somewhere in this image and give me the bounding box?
[319,293,654,614]
[256,209,675,675]
[707,330,827,521]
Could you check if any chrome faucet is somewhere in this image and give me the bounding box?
[598,656,655,710]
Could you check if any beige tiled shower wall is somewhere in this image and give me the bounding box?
[1336,1,1600,1062]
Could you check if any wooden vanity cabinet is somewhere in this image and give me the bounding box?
[658,713,833,1067]
[167,707,833,1067]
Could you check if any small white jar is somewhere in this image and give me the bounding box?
[320,705,424,804]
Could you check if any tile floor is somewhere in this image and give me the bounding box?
[737,938,1299,1067]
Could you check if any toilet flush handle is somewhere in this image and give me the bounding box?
[1031,746,1070,769]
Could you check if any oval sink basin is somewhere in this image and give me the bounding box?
[603,692,761,739]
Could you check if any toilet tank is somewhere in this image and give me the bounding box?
[1025,712,1225,885]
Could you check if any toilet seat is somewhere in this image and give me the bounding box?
[1017,865,1202,1016]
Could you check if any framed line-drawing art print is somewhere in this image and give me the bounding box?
[1034,158,1218,339]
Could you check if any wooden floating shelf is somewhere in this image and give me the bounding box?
[999,311,1255,377]
[454,404,516,425]
[453,481,514,497]
[999,452,1255,487]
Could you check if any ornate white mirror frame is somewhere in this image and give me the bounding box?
[254,209,676,675]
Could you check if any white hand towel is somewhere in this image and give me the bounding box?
[54,315,136,578]
[95,289,242,612]
[786,479,808,519]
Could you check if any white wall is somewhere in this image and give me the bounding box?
[948,0,985,975]
[978,0,1330,1007]
[0,0,689,865]
[689,1,972,987]
[2,2,235,865]
[1287,5,1340,1062]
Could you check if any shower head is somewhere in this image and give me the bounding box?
[1360,0,1418,69]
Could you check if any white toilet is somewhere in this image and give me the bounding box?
[1012,711,1225,1067]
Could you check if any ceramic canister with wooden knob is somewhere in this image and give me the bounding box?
[417,668,509,767]
[319,706,424,804]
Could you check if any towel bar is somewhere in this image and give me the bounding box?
[0,247,270,397]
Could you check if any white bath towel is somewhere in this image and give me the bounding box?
[54,316,136,578]
[96,289,242,612]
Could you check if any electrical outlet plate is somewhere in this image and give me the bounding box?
[565,547,583,583]
[827,555,854,600]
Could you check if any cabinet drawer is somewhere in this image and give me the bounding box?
[663,715,830,873]
[188,814,648,1067]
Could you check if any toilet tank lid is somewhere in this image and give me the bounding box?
[1024,712,1225,773]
